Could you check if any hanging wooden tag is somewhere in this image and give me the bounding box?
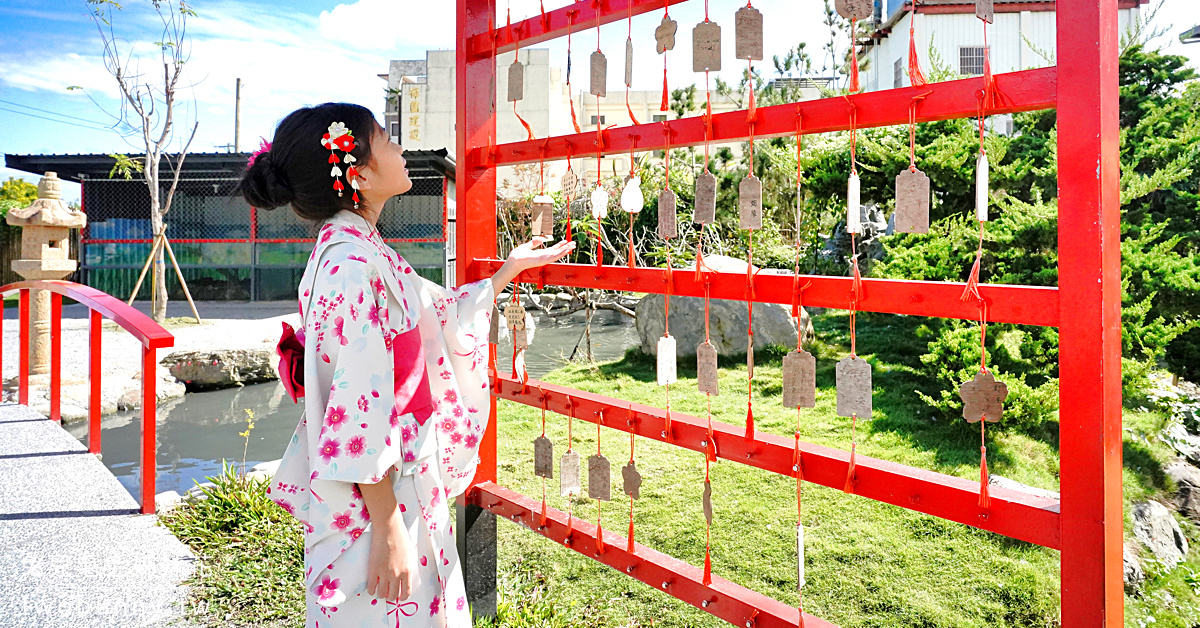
[747,334,754,379]
[783,349,817,408]
[622,461,642,499]
[797,523,806,589]
[835,356,872,418]
[697,341,719,396]
[514,326,529,351]
[561,170,579,198]
[692,21,722,72]
[590,51,608,97]
[835,0,874,20]
[625,37,634,88]
[588,454,612,501]
[489,304,502,343]
[847,173,861,234]
[959,371,1008,423]
[702,479,713,525]
[657,188,678,239]
[657,335,678,385]
[531,195,555,238]
[734,5,763,61]
[560,450,581,496]
[694,170,717,225]
[508,59,525,102]
[656,14,678,54]
[504,301,525,331]
[534,435,554,479]
[976,0,994,23]
[739,174,762,230]
[894,168,930,234]
[976,153,990,222]
[590,185,610,220]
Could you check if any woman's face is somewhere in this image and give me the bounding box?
[364,124,412,197]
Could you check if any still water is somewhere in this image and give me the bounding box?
[68,310,638,494]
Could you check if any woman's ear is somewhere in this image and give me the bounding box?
[354,164,374,193]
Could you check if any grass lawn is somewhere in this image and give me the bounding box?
[162,312,1200,627]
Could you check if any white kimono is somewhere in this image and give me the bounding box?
[266,210,494,627]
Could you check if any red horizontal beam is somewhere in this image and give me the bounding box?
[470,481,834,628]
[493,377,1062,550]
[484,67,1057,166]
[469,260,1060,327]
[465,0,692,60]
[0,280,174,350]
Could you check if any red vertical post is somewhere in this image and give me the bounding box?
[89,309,103,454]
[1056,0,1123,626]
[49,292,61,423]
[18,289,29,405]
[458,0,499,487]
[140,345,157,515]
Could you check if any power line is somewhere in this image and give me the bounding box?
[0,106,111,132]
[0,99,111,127]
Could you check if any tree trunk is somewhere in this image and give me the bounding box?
[149,193,169,324]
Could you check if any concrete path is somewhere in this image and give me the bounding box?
[0,403,195,627]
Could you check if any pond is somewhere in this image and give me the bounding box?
[68,309,639,494]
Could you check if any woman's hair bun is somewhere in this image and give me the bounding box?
[239,150,295,210]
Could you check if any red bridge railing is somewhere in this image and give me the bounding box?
[1,280,174,515]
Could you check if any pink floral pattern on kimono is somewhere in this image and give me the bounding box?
[265,210,494,627]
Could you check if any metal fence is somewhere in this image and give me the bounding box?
[81,176,450,301]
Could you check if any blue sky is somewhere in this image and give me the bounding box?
[1,0,1197,202]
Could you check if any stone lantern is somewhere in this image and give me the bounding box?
[7,172,87,381]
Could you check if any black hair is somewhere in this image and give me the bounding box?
[238,102,379,222]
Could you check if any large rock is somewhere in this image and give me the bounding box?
[988,474,1060,501]
[636,255,808,358]
[163,348,278,391]
[1124,543,1145,593]
[1166,460,1200,518]
[1164,420,1200,465]
[1132,500,1188,567]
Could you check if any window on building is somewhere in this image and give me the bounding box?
[390,122,400,138]
[960,46,988,76]
[590,115,606,125]
[894,58,904,89]
[652,114,667,123]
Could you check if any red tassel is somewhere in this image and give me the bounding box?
[539,495,548,527]
[627,517,636,554]
[848,19,861,94]
[850,258,863,305]
[745,404,755,441]
[979,446,991,509]
[596,522,606,554]
[514,101,535,141]
[570,95,582,134]
[626,90,640,126]
[960,248,983,303]
[702,547,713,586]
[566,511,574,539]
[908,32,927,87]
[664,409,674,444]
[660,67,669,112]
[706,424,717,462]
[843,444,857,493]
[747,85,756,123]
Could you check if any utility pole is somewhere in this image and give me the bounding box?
[234,78,242,152]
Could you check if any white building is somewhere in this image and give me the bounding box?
[860,0,1147,93]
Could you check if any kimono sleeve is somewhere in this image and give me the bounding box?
[308,246,430,485]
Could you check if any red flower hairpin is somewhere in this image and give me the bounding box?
[321,122,360,209]
[247,138,271,168]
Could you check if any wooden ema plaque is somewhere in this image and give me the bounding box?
[692,20,721,72]
[489,304,501,343]
[835,355,872,417]
[959,371,1009,423]
[976,0,994,23]
[507,59,524,102]
[561,170,579,198]
[531,196,554,238]
[504,301,525,331]
[625,37,634,88]
[588,454,612,501]
[734,5,763,61]
[657,335,678,385]
[697,341,719,396]
[782,349,817,408]
[514,326,528,351]
[560,450,580,496]
[702,479,713,525]
[590,51,607,97]
[694,171,717,224]
[739,174,762,230]
[534,435,553,479]
[835,0,873,20]
[657,188,678,239]
[655,14,678,54]
[894,168,930,234]
[622,461,642,499]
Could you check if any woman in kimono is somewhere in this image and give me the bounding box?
[239,103,573,627]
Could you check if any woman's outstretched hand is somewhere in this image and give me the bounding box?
[490,238,576,292]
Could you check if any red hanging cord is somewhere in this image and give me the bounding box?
[566,11,582,134]
[596,417,606,555]
[538,386,549,527]
[510,16,535,141]
[745,72,757,443]
[627,404,637,553]
[660,0,671,111]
